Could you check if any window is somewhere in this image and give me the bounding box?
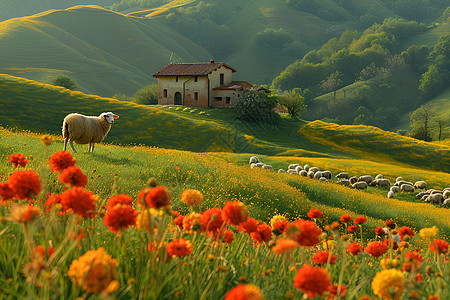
[163,89,167,98]
[194,76,198,82]
[194,92,198,100]
[220,73,224,85]
[176,76,178,82]
[226,97,231,104]
[214,96,222,101]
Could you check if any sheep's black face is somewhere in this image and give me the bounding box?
[103,112,119,124]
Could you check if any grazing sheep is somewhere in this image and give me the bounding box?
[322,171,332,179]
[358,175,373,184]
[421,194,430,202]
[309,167,320,173]
[295,166,303,173]
[303,164,310,172]
[255,163,265,168]
[250,163,257,169]
[395,180,413,187]
[337,179,350,186]
[390,186,399,193]
[430,190,444,195]
[262,165,273,171]
[349,176,358,185]
[336,172,349,179]
[375,174,384,180]
[319,177,327,182]
[299,170,308,177]
[414,181,427,190]
[249,156,260,164]
[314,171,323,180]
[442,198,450,206]
[278,169,287,173]
[426,193,444,205]
[288,169,298,175]
[378,179,391,187]
[307,170,315,178]
[352,181,368,190]
[395,177,403,182]
[443,190,450,199]
[444,188,450,192]
[416,191,428,198]
[288,164,300,170]
[62,112,119,153]
[387,191,395,198]
[400,184,414,193]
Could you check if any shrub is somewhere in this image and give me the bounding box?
[51,75,77,90]
[235,91,278,123]
[133,84,158,105]
[277,90,306,118]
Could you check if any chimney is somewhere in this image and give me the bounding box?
[210,59,215,64]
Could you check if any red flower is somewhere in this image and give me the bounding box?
[347,225,357,233]
[307,209,323,219]
[59,166,87,187]
[383,239,399,250]
[375,227,386,236]
[398,226,415,241]
[384,219,395,229]
[272,220,289,234]
[222,201,248,226]
[224,230,234,244]
[311,251,336,265]
[239,218,259,234]
[327,284,347,299]
[166,238,193,258]
[49,151,76,173]
[9,153,28,168]
[430,239,449,254]
[104,204,137,234]
[201,208,224,233]
[61,187,96,218]
[289,219,321,247]
[8,170,41,200]
[0,182,15,203]
[293,265,331,298]
[106,194,133,210]
[405,251,423,263]
[45,193,64,214]
[250,223,272,244]
[365,241,388,258]
[138,186,171,209]
[224,284,263,300]
[339,215,352,223]
[353,216,367,225]
[174,215,184,229]
[347,242,363,256]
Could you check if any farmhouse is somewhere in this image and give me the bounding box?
[153,60,260,108]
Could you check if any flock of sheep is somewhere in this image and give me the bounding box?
[249,156,450,206]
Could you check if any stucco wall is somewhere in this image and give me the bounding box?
[211,90,242,107]
[157,76,209,107]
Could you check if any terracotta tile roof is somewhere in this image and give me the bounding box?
[212,81,254,91]
[153,62,236,77]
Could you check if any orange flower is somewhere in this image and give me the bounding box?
[174,215,184,229]
[9,153,28,168]
[222,201,248,226]
[138,186,171,209]
[104,204,137,234]
[405,251,423,263]
[384,220,395,229]
[288,219,321,247]
[49,151,76,173]
[68,248,119,294]
[398,227,414,241]
[224,284,264,300]
[201,208,224,232]
[61,187,96,218]
[8,170,41,200]
[11,205,40,224]
[347,242,363,256]
[339,215,352,223]
[167,238,193,258]
[180,189,203,206]
[312,251,336,265]
[293,265,331,298]
[383,239,399,250]
[327,284,347,299]
[106,194,133,210]
[224,230,234,244]
[272,239,299,255]
[250,223,272,244]
[365,241,388,258]
[59,166,87,187]
[183,212,202,232]
[0,182,15,203]
[429,239,449,254]
[239,218,259,234]
[272,220,289,234]
[354,216,367,225]
[375,227,386,237]
[347,225,357,233]
[307,209,323,219]
[41,135,53,146]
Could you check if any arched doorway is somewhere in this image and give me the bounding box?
[174,92,182,105]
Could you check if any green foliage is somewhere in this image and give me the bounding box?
[409,105,437,142]
[234,91,279,123]
[401,45,429,73]
[254,27,294,51]
[110,0,169,11]
[132,84,158,105]
[443,7,450,23]
[50,75,77,90]
[320,71,343,99]
[111,93,133,102]
[277,90,306,118]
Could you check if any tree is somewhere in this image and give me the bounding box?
[277,90,306,118]
[409,105,437,141]
[133,84,158,105]
[51,75,77,90]
[320,71,343,99]
[235,91,278,123]
[432,116,449,141]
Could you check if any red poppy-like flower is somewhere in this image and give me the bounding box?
[239,218,260,234]
[416,273,423,282]
[250,223,272,244]
[8,170,41,200]
[347,225,357,233]
[307,209,323,219]
[201,208,224,233]
[138,186,171,209]
[224,230,234,245]
[429,239,449,254]
[354,216,367,225]
[398,227,415,241]
[384,219,395,229]
[383,239,399,250]
[59,166,87,187]
[11,204,41,223]
[106,194,133,210]
[312,251,336,265]
[9,153,28,168]
[293,265,331,298]
[49,151,76,173]
[35,245,55,259]
[61,187,96,218]
[45,193,65,214]
[166,238,193,258]
[289,219,321,247]
[347,242,363,256]
[0,182,15,203]
[222,201,248,226]
[327,284,347,299]
[272,220,289,234]
[375,227,386,236]
[365,241,388,258]
[405,251,423,263]
[174,215,184,229]
[104,204,137,234]
[224,284,264,300]
[339,215,352,223]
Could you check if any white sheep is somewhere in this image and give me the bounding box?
[295,166,303,173]
[313,171,323,180]
[337,179,350,186]
[336,172,349,179]
[443,190,450,199]
[400,184,415,193]
[62,112,119,153]
[249,156,260,164]
[309,167,320,173]
[299,170,308,177]
[322,171,332,179]
[390,186,399,193]
[414,181,427,190]
[378,179,391,187]
[387,191,395,198]
[288,164,300,170]
[352,181,368,190]
[395,177,403,182]
[375,174,384,180]
[426,193,443,205]
[358,175,373,184]
[303,164,310,172]
[262,165,273,171]
[278,169,287,173]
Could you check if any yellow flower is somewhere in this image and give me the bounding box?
[180,189,203,206]
[68,248,119,294]
[136,209,158,234]
[182,212,202,232]
[41,135,53,146]
[419,226,438,239]
[270,214,286,227]
[372,269,405,300]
